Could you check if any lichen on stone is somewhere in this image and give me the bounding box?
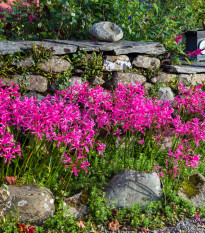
[180,173,205,199]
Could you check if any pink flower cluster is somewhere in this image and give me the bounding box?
[0,79,204,177]
[186,48,205,58]
[173,34,183,44]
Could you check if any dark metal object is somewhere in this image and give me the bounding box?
[185,30,205,60]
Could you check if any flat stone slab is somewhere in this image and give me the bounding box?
[0,41,77,55]
[163,64,205,74]
[181,60,205,67]
[0,40,166,56]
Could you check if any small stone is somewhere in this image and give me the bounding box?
[105,72,146,89]
[69,77,83,86]
[160,136,173,150]
[103,55,132,71]
[143,82,152,91]
[89,76,105,86]
[151,77,157,83]
[22,91,45,102]
[179,74,205,86]
[164,64,205,74]
[156,72,177,83]
[1,75,48,93]
[74,69,84,74]
[38,56,71,74]
[63,192,89,219]
[158,87,174,101]
[132,55,160,69]
[178,173,205,208]
[89,21,123,42]
[12,57,34,68]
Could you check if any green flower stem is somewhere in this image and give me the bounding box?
[5,161,10,177]
[1,158,5,183]
[21,138,41,176]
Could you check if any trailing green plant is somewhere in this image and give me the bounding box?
[71,51,103,80]
[0,211,19,233]
[28,43,53,63]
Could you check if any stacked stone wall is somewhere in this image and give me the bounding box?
[0,40,205,99]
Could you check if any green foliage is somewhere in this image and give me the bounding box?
[0,0,201,57]
[88,187,113,223]
[71,51,103,80]
[29,43,53,63]
[0,212,19,233]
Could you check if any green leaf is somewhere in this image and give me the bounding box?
[153,3,159,15]
[139,4,149,12]
[185,57,192,66]
[39,32,48,36]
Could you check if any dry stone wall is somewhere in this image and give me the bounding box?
[0,40,205,99]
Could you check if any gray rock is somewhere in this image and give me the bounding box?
[0,41,77,55]
[181,61,205,67]
[12,57,34,67]
[106,72,146,89]
[63,192,89,219]
[164,64,205,74]
[151,77,157,83]
[89,22,123,42]
[89,76,105,86]
[74,69,84,74]
[103,55,132,71]
[22,91,46,102]
[0,185,55,225]
[160,136,173,150]
[179,74,205,86]
[112,41,166,56]
[48,81,57,93]
[0,40,166,56]
[156,72,177,83]
[178,173,205,208]
[69,77,83,86]
[38,56,71,74]
[1,75,48,93]
[158,87,174,101]
[143,82,152,91]
[45,40,105,52]
[132,55,160,69]
[105,170,162,208]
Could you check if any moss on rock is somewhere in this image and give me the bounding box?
[180,173,205,199]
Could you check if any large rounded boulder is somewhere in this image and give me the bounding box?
[0,185,55,225]
[89,21,123,42]
[105,170,162,208]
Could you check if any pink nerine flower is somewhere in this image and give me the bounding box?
[28,14,34,22]
[195,213,201,223]
[90,37,96,41]
[186,48,205,57]
[173,34,183,44]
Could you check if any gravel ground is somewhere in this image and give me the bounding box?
[144,217,205,233]
[101,217,205,233]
